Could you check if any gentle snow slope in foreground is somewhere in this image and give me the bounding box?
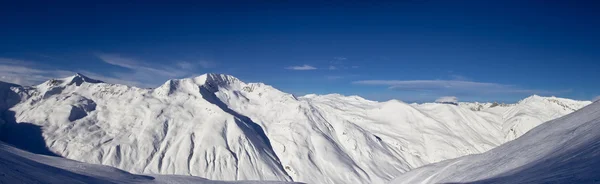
[391,100,600,184]
[0,74,591,184]
[0,141,298,184]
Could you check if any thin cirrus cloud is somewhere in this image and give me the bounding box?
[177,60,216,69]
[0,54,216,88]
[96,53,215,87]
[285,57,354,71]
[0,58,73,86]
[0,57,144,87]
[333,57,347,61]
[353,79,563,95]
[285,64,317,70]
[97,53,185,78]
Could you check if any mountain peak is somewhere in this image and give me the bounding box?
[156,73,245,95]
[201,73,240,81]
[518,94,545,104]
[194,73,243,88]
[516,95,592,112]
[40,73,102,87]
[65,73,103,86]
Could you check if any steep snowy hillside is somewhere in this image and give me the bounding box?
[2,74,292,181]
[391,101,600,184]
[457,95,591,141]
[0,73,591,184]
[0,141,299,184]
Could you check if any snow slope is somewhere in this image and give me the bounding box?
[391,100,600,184]
[0,141,299,184]
[0,73,591,184]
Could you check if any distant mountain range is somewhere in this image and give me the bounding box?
[392,98,600,183]
[0,73,591,184]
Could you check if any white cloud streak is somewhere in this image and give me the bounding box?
[97,53,183,78]
[0,54,214,88]
[285,64,317,70]
[435,96,458,103]
[96,53,213,87]
[0,58,149,87]
[0,58,73,86]
[353,79,560,95]
[354,80,502,88]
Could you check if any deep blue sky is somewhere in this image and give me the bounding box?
[1,1,599,102]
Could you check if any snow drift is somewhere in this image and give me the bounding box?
[0,73,591,184]
[391,101,600,183]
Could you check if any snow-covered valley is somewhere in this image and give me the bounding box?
[0,73,592,184]
[391,99,600,183]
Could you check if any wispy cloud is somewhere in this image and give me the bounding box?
[176,61,195,69]
[325,74,361,81]
[285,64,317,70]
[76,70,148,87]
[0,57,154,87]
[353,79,562,95]
[435,96,458,103]
[355,80,501,89]
[333,57,347,61]
[329,57,359,69]
[96,53,141,69]
[97,53,182,78]
[0,58,73,86]
[0,53,214,88]
[96,53,211,87]
[449,74,469,81]
[176,60,215,70]
[198,61,216,68]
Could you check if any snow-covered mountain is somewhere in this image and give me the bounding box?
[457,95,591,141]
[391,100,600,184]
[0,73,591,184]
[0,141,299,184]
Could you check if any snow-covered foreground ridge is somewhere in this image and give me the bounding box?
[0,141,300,184]
[0,73,591,184]
[391,100,600,184]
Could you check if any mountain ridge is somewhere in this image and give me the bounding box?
[19,73,589,105]
[0,73,592,184]
[391,100,600,184]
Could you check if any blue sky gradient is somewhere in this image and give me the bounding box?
[1,1,599,102]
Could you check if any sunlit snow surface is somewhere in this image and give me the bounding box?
[391,100,600,184]
[0,74,592,184]
[0,141,299,184]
